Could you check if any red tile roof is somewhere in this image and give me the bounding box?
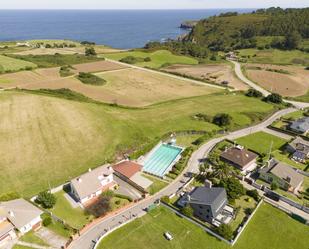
[113,161,142,179]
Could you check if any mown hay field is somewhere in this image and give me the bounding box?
[0,91,274,197]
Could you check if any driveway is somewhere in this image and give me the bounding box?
[113,175,142,200]
[36,227,67,249]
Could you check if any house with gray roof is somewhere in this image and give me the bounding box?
[286,137,309,163]
[179,186,229,224]
[289,117,309,135]
[0,199,43,245]
[259,160,304,194]
[70,164,116,205]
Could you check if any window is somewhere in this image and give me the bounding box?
[199,205,203,209]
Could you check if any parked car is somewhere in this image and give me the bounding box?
[164,232,173,241]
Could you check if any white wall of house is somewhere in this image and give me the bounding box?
[19,216,42,234]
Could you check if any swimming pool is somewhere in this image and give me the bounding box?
[142,143,183,178]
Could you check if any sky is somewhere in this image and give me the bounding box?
[0,0,307,9]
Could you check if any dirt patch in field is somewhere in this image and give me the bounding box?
[72,60,127,73]
[163,64,248,91]
[245,64,309,97]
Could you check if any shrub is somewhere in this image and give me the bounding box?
[115,200,121,205]
[101,190,114,198]
[114,194,133,202]
[264,93,283,104]
[218,178,245,202]
[77,72,106,86]
[216,224,233,240]
[86,195,111,218]
[271,181,279,190]
[182,205,194,217]
[213,113,233,127]
[246,189,260,201]
[35,191,57,209]
[120,56,144,64]
[85,47,97,56]
[305,66,309,70]
[144,57,151,62]
[0,192,20,202]
[246,88,263,98]
[160,196,170,204]
[42,216,52,226]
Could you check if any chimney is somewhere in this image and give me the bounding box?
[77,178,82,183]
[204,180,212,188]
[286,176,291,183]
[108,166,112,171]
[8,211,14,217]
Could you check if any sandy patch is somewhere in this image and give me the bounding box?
[163,64,248,91]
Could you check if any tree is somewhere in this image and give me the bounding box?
[264,93,283,104]
[246,88,262,98]
[213,113,233,127]
[42,216,52,226]
[85,47,97,56]
[86,194,111,218]
[212,162,233,181]
[219,178,245,202]
[35,191,56,209]
[284,31,302,50]
[246,189,260,201]
[182,205,194,217]
[271,181,279,190]
[216,224,233,240]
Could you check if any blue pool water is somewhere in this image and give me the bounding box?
[143,144,182,178]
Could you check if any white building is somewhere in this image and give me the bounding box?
[70,165,115,205]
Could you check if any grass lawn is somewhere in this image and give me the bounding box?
[103,50,198,68]
[9,54,104,68]
[98,203,309,249]
[12,246,36,249]
[235,131,288,155]
[294,91,309,103]
[282,110,305,120]
[20,231,49,246]
[143,174,169,195]
[41,213,73,238]
[238,48,309,65]
[174,134,202,147]
[51,191,92,229]
[110,196,130,211]
[0,54,37,72]
[230,196,257,232]
[0,91,274,197]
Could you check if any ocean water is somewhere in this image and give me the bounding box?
[0,9,252,49]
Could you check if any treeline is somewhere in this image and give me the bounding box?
[145,41,211,58]
[186,7,309,51]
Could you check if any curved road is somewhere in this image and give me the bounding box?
[230,60,309,109]
[70,107,296,249]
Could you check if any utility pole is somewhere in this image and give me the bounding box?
[268,140,274,162]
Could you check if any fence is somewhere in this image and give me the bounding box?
[231,200,263,246]
[160,202,232,245]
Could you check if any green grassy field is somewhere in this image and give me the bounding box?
[103,50,198,68]
[20,231,49,246]
[51,191,92,229]
[98,203,309,249]
[238,48,309,65]
[9,54,104,68]
[0,91,274,197]
[143,174,169,195]
[235,131,288,155]
[0,54,37,73]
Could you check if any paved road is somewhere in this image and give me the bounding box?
[70,108,298,249]
[230,60,309,110]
